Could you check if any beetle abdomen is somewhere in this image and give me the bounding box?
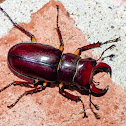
[8,43,62,81]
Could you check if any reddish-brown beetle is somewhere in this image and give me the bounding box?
[0,5,120,118]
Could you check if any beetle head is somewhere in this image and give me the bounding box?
[90,62,111,96]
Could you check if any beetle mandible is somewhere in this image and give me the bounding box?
[0,5,120,118]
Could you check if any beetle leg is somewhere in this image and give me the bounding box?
[74,37,121,55]
[56,5,64,52]
[0,80,40,92]
[0,6,37,42]
[59,83,88,118]
[0,81,32,92]
[89,89,99,110]
[0,82,14,92]
[13,80,40,88]
[6,82,47,108]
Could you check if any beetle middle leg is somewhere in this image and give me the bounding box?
[59,83,88,118]
[0,6,37,42]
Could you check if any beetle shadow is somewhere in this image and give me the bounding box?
[89,103,101,119]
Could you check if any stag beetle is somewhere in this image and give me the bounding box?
[0,5,120,118]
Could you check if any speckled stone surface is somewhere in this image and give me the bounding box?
[0,0,126,125]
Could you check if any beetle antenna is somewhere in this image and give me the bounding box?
[97,44,116,61]
[101,37,121,45]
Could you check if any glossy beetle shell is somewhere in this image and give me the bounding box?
[8,42,95,87]
[8,42,62,81]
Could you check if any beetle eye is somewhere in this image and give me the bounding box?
[91,60,97,67]
[85,58,97,67]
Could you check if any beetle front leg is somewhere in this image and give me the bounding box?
[74,37,120,55]
[0,7,37,42]
[89,90,101,119]
[6,81,47,108]
[89,90,99,110]
[59,83,87,118]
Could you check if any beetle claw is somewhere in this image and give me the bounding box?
[105,85,109,90]
[83,113,88,118]
[7,104,14,109]
[94,104,99,110]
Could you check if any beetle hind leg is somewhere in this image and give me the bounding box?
[4,81,47,108]
[0,82,14,92]
[0,81,39,92]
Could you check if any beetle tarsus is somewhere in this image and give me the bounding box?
[90,99,100,110]
[7,92,26,108]
[79,98,88,118]
[0,82,15,92]
[74,37,120,56]
[56,5,64,51]
[89,90,100,110]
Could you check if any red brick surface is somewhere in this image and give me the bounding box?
[0,0,125,125]
[0,0,5,3]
